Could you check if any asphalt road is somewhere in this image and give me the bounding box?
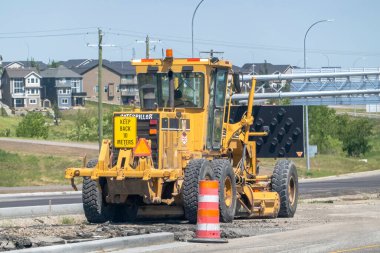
[0,170,379,208]
[0,192,82,208]
[299,171,380,198]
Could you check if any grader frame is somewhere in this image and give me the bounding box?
[65,50,302,223]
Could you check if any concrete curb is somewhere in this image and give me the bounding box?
[0,204,83,219]
[10,232,174,253]
[299,169,380,183]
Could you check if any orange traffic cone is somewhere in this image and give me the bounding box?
[189,180,228,243]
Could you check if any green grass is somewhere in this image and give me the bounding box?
[260,154,378,178]
[0,149,82,186]
[60,216,76,225]
[0,116,21,137]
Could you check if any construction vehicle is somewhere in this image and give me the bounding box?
[65,49,304,223]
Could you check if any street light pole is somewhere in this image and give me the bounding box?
[303,19,333,69]
[303,19,333,173]
[191,0,205,57]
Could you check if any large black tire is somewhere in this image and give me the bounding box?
[272,160,298,218]
[82,159,111,223]
[183,159,214,224]
[211,159,237,223]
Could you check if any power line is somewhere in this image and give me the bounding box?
[105,28,380,57]
[0,27,98,35]
[0,32,97,39]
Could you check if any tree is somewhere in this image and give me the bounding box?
[336,115,373,157]
[49,60,60,68]
[309,106,374,157]
[309,106,340,154]
[68,110,98,141]
[16,112,49,139]
[52,103,61,125]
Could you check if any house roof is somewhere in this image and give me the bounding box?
[62,59,110,75]
[4,68,41,78]
[61,59,94,69]
[41,65,82,78]
[2,61,47,70]
[232,65,241,73]
[61,59,135,75]
[104,61,136,75]
[240,63,292,75]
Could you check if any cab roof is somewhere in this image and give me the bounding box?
[131,58,232,68]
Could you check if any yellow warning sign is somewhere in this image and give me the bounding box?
[113,116,137,148]
[133,138,152,157]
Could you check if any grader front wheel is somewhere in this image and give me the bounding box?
[82,159,112,223]
[272,160,299,217]
[182,159,215,224]
[211,159,237,223]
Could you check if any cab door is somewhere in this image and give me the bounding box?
[206,68,228,150]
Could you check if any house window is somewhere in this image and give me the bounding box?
[31,78,35,83]
[13,79,24,93]
[59,88,70,94]
[15,98,23,107]
[94,85,99,93]
[61,98,68,104]
[29,99,37,104]
[26,89,39,95]
[71,80,81,93]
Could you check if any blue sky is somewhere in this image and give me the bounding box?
[0,0,379,68]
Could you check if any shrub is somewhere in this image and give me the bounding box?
[16,112,49,139]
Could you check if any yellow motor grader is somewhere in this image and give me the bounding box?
[65,49,304,223]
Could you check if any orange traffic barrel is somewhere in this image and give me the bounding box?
[189,180,228,243]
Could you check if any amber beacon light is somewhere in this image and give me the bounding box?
[166,48,173,58]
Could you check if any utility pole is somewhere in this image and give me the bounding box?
[98,28,103,150]
[87,28,115,150]
[136,35,161,59]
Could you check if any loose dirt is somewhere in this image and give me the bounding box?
[1,195,379,251]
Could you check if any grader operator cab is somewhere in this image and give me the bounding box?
[65,49,304,223]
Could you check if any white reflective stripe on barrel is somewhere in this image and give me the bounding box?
[197,223,220,231]
[198,195,219,203]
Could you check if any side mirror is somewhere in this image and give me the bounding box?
[232,73,241,93]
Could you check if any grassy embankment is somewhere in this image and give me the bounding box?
[0,149,82,186]
[0,101,133,186]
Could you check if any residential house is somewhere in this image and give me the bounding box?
[239,62,294,92]
[41,65,86,109]
[106,61,138,104]
[1,68,42,112]
[63,59,138,105]
[1,60,46,100]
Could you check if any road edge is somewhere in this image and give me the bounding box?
[10,232,174,253]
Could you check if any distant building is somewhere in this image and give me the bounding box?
[40,65,86,109]
[238,62,294,93]
[1,68,42,112]
[62,59,138,105]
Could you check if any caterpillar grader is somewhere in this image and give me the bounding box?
[65,49,304,223]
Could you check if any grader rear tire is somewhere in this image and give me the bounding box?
[272,160,298,218]
[183,159,215,224]
[211,159,237,223]
[82,159,112,223]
